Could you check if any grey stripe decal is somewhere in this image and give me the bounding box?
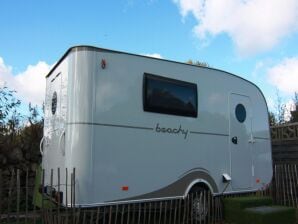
[108,170,218,203]
[68,122,230,137]
[67,122,154,131]
[190,131,229,137]
[254,137,270,140]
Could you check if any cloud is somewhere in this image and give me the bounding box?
[0,57,52,106]
[267,57,298,95]
[143,53,163,59]
[173,0,298,55]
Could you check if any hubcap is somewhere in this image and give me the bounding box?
[192,192,208,221]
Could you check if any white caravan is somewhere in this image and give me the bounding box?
[41,46,272,208]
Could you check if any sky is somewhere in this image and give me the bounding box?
[0,0,298,114]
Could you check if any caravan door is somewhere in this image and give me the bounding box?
[229,93,253,190]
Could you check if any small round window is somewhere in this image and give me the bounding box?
[51,91,57,115]
[235,104,246,123]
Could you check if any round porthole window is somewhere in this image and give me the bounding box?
[51,91,57,115]
[235,104,246,123]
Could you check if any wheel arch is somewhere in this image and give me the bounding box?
[184,179,215,198]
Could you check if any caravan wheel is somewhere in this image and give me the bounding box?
[189,186,209,222]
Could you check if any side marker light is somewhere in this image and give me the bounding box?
[122,186,129,191]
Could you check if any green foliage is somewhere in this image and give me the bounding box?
[290,92,298,123]
[0,85,43,170]
[186,59,210,67]
[0,86,22,135]
[269,111,277,126]
[223,196,273,224]
[244,206,296,224]
[275,90,286,124]
[269,91,298,126]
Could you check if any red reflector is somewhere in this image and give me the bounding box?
[101,59,106,69]
[256,178,260,183]
[122,186,129,191]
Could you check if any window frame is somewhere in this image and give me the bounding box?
[143,73,198,118]
[235,103,246,123]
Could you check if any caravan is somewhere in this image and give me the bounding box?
[41,46,272,209]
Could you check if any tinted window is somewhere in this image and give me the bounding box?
[235,104,246,123]
[143,73,197,117]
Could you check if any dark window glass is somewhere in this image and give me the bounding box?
[143,73,197,117]
[52,91,57,115]
[235,104,246,123]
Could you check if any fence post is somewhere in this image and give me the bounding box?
[290,164,298,207]
[42,169,45,223]
[168,200,173,224]
[207,192,211,224]
[154,201,157,223]
[57,167,60,224]
[65,168,68,224]
[178,199,181,224]
[295,165,298,207]
[49,169,53,224]
[72,167,76,224]
[70,169,72,209]
[115,204,119,224]
[287,165,294,207]
[7,169,15,223]
[25,168,29,224]
[33,169,37,224]
[143,203,147,224]
[279,165,286,205]
[0,169,2,216]
[275,164,280,204]
[17,169,20,224]
[66,168,68,207]
[73,167,76,224]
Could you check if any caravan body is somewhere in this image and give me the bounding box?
[42,46,272,207]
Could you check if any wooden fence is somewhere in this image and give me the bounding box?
[2,165,298,223]
[272,163,298,207]
[1,124,298,223]
[2,164,298,224]
[271,122,298,164]
[271,122,298,142]
[0,168,224,224]
[38,195,223,224]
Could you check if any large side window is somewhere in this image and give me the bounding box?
[143,73,197,117]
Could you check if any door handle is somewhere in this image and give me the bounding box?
[232,136,238,144]
[248,134,256,144]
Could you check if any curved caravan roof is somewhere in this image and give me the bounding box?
[46,45,267,99]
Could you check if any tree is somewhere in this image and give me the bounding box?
[290,92,298,123]
[0,86,22,135]
[269,111,277,126]
[186,59,209,67]
[274,90,286,125]
[269,91,298,126]
[0,85,43,170]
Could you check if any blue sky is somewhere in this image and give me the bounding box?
[0,0,298,114]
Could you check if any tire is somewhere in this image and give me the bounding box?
[189,186,209,223]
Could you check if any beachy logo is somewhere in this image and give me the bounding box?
[155,123,188,139]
